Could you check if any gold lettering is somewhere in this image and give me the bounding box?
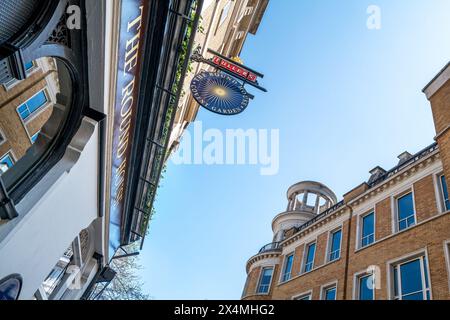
[127,6,144,32]
[124,51,139,74]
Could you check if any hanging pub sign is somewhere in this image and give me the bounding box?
[190,71,250,115]
[190,47,267,116]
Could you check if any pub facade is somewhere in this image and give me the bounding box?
[0,0,202,300]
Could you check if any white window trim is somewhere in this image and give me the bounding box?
[235,31,245,40]
[356,210,376,250]
[256,265,275,295]
[391,187,417,233]
[0,127,6,146]
[2,61,40,91]
[443,240,450,293]
[292,290,313,300]
[216,0,232,34]
[386,248,432,300]
[352,270,375,300]
[16,87,52,125]
[30,131,41,144]
[279,252,294,284]
[435,173,450,213]
[325,226,343,263]
[0,149,17,166]
[301,240,317,274]
[320,281,338,300]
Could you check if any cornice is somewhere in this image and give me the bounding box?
[246,251,281,274]
[280,206,348,247]
[348,150,440,208]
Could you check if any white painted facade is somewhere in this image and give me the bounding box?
[0,0,114,300]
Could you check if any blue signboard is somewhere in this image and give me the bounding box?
[190,71,250,115]
[109,0,148,260]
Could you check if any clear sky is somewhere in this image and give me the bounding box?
[138,0,450,299]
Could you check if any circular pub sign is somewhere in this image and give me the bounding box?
[190,71,250,115]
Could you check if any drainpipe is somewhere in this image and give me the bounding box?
[342,204,353,300]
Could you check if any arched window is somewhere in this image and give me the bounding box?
[0,0,91,217]
[0,57,72,192]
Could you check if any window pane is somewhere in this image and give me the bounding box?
[304,243,316,272]
[331,230,341,251]
[398,193,415,231]
[258,268,273,294]
[24,61,34,71]
[329,229,341,261]
[400,259,423,298]
[282,254,294,282]
[441,176,449,211]
[20,90,48,120]
[423,256,429,289]
[31,131,40,143]
[0,154,14,174]
[361,212,375,246]
[359,274,374,300]
[325,287,336,300]
[219,1,231,26]
[362,213,374,236]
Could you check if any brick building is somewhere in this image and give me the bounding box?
[241,62,450,300]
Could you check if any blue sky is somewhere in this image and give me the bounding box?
[138,0,450,299]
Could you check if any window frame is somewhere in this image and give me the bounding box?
[2,61,39,91]
[443,240,450,293]
[393,189,416,233]
[280,252,294,283]
[327,227,343,262]
[292,290,312,300]
[218,1,231,27]
[0,128,6,146]
[358,210,376,249]
[256,266,274,295]
[387,250,432,300]
[438,174,450,212]
[320,281,338,300]
[353,271,375,300]
[16,88,51,123]
[0,151,16,173]
[302,241,316,274]
[30,131,41,144]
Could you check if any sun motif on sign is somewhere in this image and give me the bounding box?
[213,86,228,97]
